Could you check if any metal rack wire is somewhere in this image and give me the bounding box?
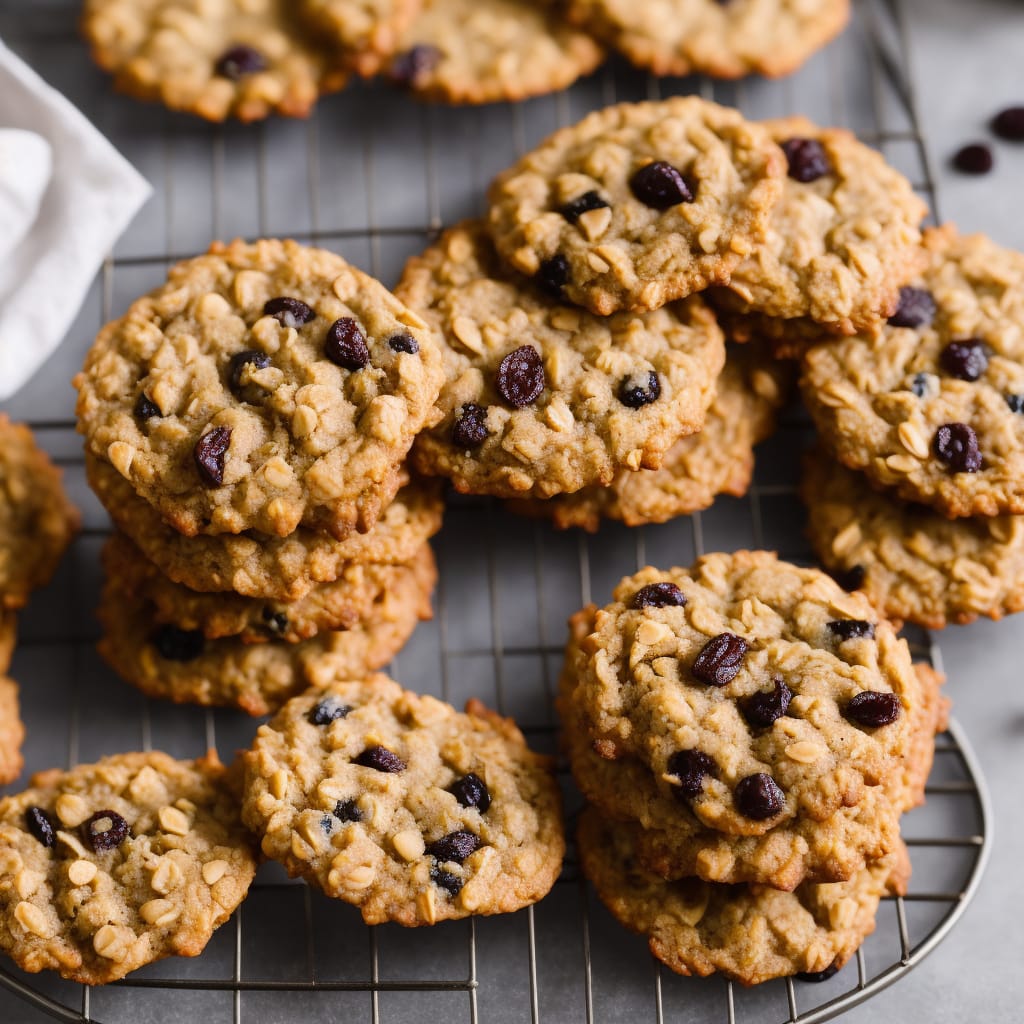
[0,0,991,1020]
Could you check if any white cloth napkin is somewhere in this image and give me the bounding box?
[0,38,151,400]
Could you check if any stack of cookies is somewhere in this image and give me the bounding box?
[559,551,948,985]
[80,0,849,120]
[800,227,1024,629]
[0,416,80,784]
[74,239,446,716]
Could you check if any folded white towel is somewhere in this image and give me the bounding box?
[0,38,152,401]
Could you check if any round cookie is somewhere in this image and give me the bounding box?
[576,806,908,987]
[564,552,922,835]
[97,545,437,716]
[242,675,564,925]
[487,97,785,316]
[103,530,416,644]
[0,674,24,786]
[0,416,80,610]
[0,751,257,984]
[396,220,726,498]
[801,226,1024,518]
[81,0,349,122]
[75,239,444,540]
[717,116,927,336]
[567,0,849,79]
[86,455,443,601]
[384,0,604,104]
[802,449,1024,629]
[299,0,421,76]
[509,343,790,530]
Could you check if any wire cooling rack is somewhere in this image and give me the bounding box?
[0,1,991,1021]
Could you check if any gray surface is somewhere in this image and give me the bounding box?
[0,0,1010,1020]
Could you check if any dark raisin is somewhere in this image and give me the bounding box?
[391,44,442,86]
[228,349,271,401]
[263,296,315,328]
[952,143,994,175]
[734,773,785,820]
[308,697,352,725]
[355,746,406,773]
[629,161,693,208]
[632,582,687,609]
[740,678,792,729]
[152,625,204,662]
[214,45,266,80]
[388,332,419,354]
[888,286,936,329]
[940,339,989,381]
[431,866,463,896]
[452,403,490,448]
[692,633,749,686]
[321,814,334,834]
[827,620,875,641]
[845,691,901,728]
[797,963,840,983]
[618,371,661,408]
[1007,394,1024,414]
[496,346,545,408]
[426,831,481,864]
[84,810,130,852]
[933,423,982,473]
[449,773,491,812]
[194,426,231,486]
[25,807,56,848]
[780,137,832,182]
[536,254,571,299]
[992,106,1024,141]
[261,609,289,636]
[334,799,363,823]
[832,564,866,592]
[911,372,932,398]
[325,317,370,370]
[666,750,717,799]
[134,394,160,421]
[559,190,610,223]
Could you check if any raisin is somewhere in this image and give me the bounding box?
[391,44,442,86]
[228,349,271,401]
[1007,394,1024,414]
[845,691,901,728]
[831,565,866,592]
[264,296,315,328]
[355,746,406,773]
[496,346,545,408]
[827,620,875,641]
[321,814,335,834]
[430,866,463,896]
[740,678,792,729]
[25,807,56,848]
[449,773,491,812]
[780,137,832,182]
[734,774,784,820]
[84,810,130,852]
[536,255,571,299]
[666,750,717,799]
[194,426,231,486]
[134,394,160,420]
[261,610,289,636]
[933,423,982,473]
[426,831,481,864]
[692,633,749,686]
[889,287,936,329]
[618,371,661,408]
[939,339,989,381]
[334,799,363,823]
[992,106,1024,141]
[388,332,419,354]
[797,963,840,983]
[152,625,204,662]
[452,403,490,448]
[325,317,370,370]
[214,45,266,80]
[629,161,693,208]
[632,582,686,609]
[911,372,933,398]
[559,190,610,223]
[308,697,352,725]
[952,143,994,175]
